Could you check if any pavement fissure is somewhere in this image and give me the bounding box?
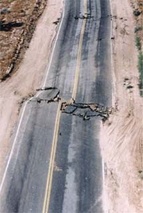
[61,100,113,121]
[32,88,114,121]
[31,88,61,103]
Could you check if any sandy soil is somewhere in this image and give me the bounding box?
[0,0,63,183]
[101,0,143,212]
[0,0,47,80]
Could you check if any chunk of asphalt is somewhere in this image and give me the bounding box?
[36,87,57,91]
[63,105,77,114]
[32,88,60,104]
[62,102,111,121]
[40,88,60,101]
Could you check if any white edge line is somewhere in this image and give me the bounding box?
[102,158,106,212]
[0,102,27,193]
[0,0,65,194]
[43,1,65,88]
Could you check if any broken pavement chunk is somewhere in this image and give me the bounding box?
[62,101,113,121]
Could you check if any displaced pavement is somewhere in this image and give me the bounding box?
[0,0,112,212]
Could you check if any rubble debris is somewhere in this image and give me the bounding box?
[34,90,61,104]
[37,98,42,103]
[36,87,57,91]
[124,77,129,81]
[74,14,93,20]
[83,112,90,121]
[61,101,113,121]
[123,78,134,90]
[53,20,59,25]
[127,85,134,89]
[53,18,60,25]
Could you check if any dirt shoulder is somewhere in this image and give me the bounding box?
[101,0,143,212]
[0,0,63,183]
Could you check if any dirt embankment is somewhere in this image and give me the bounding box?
[101,0,143,212]
[133,0,143,95]
[0,0,63,183]
[0,0,47,80]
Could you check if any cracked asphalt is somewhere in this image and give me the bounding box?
[0,0,112,212]
[61,101,112,120]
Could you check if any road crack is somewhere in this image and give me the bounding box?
[31,88,61,103]
[32,88,114,122]
[61,101,113,121]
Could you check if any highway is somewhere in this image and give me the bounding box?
[0,0,112,212]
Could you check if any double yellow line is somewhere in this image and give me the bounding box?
[42,1,88,212]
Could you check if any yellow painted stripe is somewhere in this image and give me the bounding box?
[72,0,88,99]
[42,101,62,213]
[42,0,88,212]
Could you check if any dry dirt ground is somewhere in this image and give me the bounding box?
[0,0,63,183]
[0,0,47,80]
[101,0,143,212]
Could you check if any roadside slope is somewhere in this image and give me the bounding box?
[101,0,143,212]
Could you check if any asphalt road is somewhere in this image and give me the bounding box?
[0,0,112,212]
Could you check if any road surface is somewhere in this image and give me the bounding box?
[0,0,112,212]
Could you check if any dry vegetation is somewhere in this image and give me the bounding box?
[0,0,47,81]
[133,0,143,95]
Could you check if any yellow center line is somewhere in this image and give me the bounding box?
[42,0,88,212]
[72,0,88,100]
[42,100,62,213]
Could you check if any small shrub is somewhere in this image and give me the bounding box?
[138,52,143,95]
[136,36,142,51]
[133,9,141,16]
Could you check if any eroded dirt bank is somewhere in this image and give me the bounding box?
[101,0,143,212]
[0,0,63,183]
